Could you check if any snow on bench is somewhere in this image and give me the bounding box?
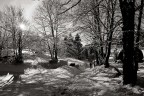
[0,73,14,88]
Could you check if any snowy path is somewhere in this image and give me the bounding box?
[0,51,144,96]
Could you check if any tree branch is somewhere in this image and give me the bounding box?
[61,0,72,6]
[58,0,81,15]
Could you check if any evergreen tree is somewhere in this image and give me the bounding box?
[73,34,83,59]
[64,33,83,59]
[64,34,74,57]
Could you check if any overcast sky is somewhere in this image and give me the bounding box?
[0,0,40,21]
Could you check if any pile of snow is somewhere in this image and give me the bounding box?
[62,58,89,71]
[23,59,34,64]
[22,50,33,55]
[142,50,144,55]
[45,52,51,57]
[35,57,48,63]
[54,65,82,78]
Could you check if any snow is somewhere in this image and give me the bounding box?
[91,77,111,81]
[142,50,144,55]
[62,58,89,71]
[35,57,47,62]
[23,59,34,63]
[1,51,144,96]
[22,50,33,55]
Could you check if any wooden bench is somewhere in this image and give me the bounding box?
[0,73,14,88]
[0,64,27,88]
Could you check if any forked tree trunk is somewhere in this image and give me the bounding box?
[119,0,137,85]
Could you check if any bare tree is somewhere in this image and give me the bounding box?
[0,6,27,63]
[103,0,120,67]
[0,11,10,59]
[71,0,121,67]
[34,0,68,62]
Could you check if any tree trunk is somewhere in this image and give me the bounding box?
[135,0,144,72]
[104,0,116,68]
[54,47,58,60]
[97,49,104,65]
[105,41,112,67]
[0,47,2,60]
[0,31,2,60]
[12,27,17,56]
[119,0,137,85]
[136,0,144,47]
[92,0,104,65]
[95,50,99,65]
[17,30,23,63]
[104,15,114,68]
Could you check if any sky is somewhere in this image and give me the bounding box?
[0,0,40,21]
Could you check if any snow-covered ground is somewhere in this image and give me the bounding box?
[1,50,144,96]
[2,64,144,96]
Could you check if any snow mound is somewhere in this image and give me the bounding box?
[55,65,82,77]
[65,58,86,65]
[62,58,89,71]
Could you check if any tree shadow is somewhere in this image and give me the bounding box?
[0,74,82,96]
[136,76,144,88]
[0,63,30,75]
[0,81,58,96]
[38,60,68,69]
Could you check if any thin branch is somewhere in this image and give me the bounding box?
[61,0,72,6]
[58,0,81,15]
